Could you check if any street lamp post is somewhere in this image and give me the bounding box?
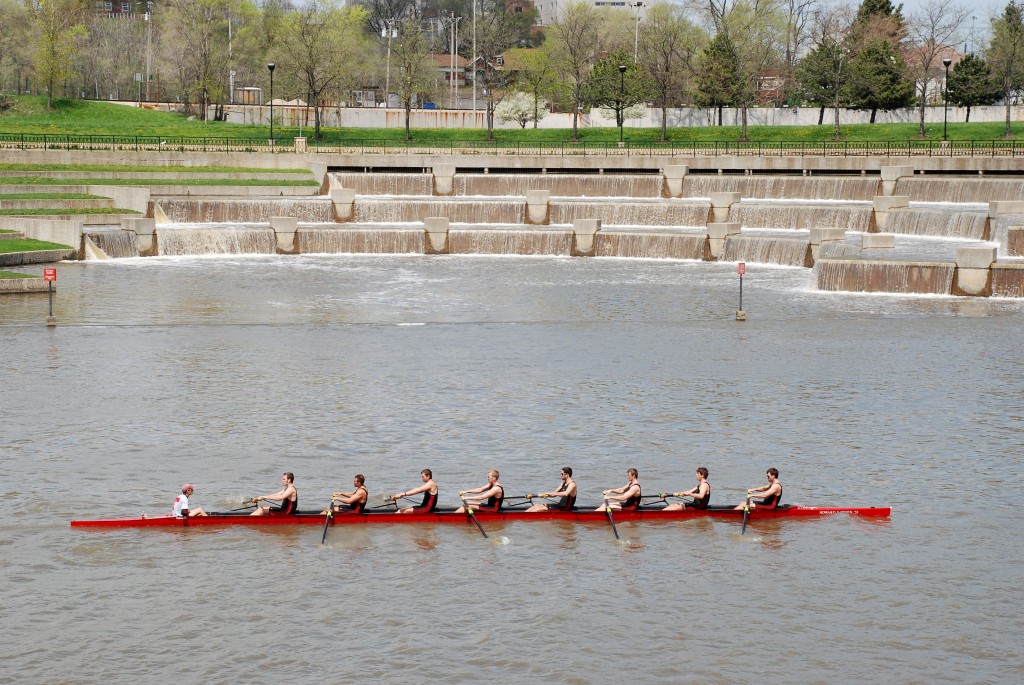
[267,63,276,145]
[942,56,952,142]
[618,64,627,144]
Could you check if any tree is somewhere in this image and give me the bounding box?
[0,0,33,96]
[843,37,914,121]
[496,90,546,128]
[988,1,1024,137]
[29,0,88,108]
[638,1,705,141]
[905,0,970,136]
[582,49,653,133]
[693,31,741,125]
[546,1,605,140]
[389,15,436,141]
[946,53,1000,122]
[473,0,524,140]
[795,5,854,137]
[780,0,820,105]
[503,48,557,130]
[276,1,370,140]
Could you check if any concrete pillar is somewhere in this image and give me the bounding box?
[870,195,909,232]
[526,190,550,225]
[880,165,915,196]
[270,216,298,253]
[1007,226,1024,256]
[989,201,1024,217]
[953,245,997,296]
[709,192,741,223]
[122,217,156,256]
[862,233,896,249]
[331,188,355,222]
[707,222,740,259]
[423,216,450,254]
[663,165,689,198]
[433,163,457,196]
[808,228,846,259]
[571,218,601,256]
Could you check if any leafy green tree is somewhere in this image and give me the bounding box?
[905,0,970,136]
[692,31,740,125]
[29,0,88,108]
[795,22,848,136]
[988,1,1024,137]
[582,49,652,134]
[0,0,34,96]
[843,37,914,121]
[946,53,1000,122]
[503,47,557,130]
[545,1,604,140]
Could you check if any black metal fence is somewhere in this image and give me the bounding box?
[3,133,1024,157]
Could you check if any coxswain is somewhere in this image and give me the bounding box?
[393,469,438,514]
[663,467,711,511]
[327,474,368,514]
[735,468,782,510]
[172,483,207,517]
[250,472,298,516]
[525,466,577,512]
[454,469,504,513]
[596,468,641,511]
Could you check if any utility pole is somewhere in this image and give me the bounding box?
[145,8,152,100]
[472,0,477,114]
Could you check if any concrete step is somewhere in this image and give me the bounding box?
[0,170,314,181]
[0,199,116,210]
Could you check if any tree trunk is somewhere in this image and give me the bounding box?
[660,105,667,142]
[870,108,877,124]
[405,101,412,141]
[917,89,927,136]
[717,105,723,126]
[833,99,841,139]
[571,93,580,140]
[740,105,748,142]
[314,100,322,141]
[818,106,824,126]
[1005,95,1012,137]
[966,105,971,123]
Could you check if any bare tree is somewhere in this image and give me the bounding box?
[639,1,706,141]
[781,0,819,103]
[906,0,970,136]
[546,1,605,140]
[389,15,437,140]
[29,0,88,108]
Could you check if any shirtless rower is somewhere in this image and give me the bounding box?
[172,483,207,518]
[250,472,298,516]
[596,468,641,511]
[663,467,711,511]
[455,469,504,513]
[525,466,577,512]
[393,469,438,514]
[735,468,782,510]
[327,474,368,514]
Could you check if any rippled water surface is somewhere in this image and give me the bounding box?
[2,255,1023,684]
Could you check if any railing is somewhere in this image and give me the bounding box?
[2,133,1024,157]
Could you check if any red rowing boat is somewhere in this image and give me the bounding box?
[70,504,891,529]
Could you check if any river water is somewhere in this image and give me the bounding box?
[2,254,1022,685]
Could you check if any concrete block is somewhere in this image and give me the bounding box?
[294,137,307,153]
[706,222,741,240]
[331,188,356,221]
[432,164,457,195]
[423,216,450,254]
[571,218,601,256]
[526,190,550,225]
[1008,226,1024,256]
[955,245,997,269]
[880,166,915,181]
[710,192,741,207]
[270,216,299,253]
[663,165,689,197]
[988,201,1024,217]
[873,196,910,212]
[862,233,896,249]
[809,228,846,244]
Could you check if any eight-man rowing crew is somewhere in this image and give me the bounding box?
[169,467,784,518]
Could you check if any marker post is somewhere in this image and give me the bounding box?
[44,268,56,327]
[736,262,746,321]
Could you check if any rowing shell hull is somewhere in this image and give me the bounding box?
[70,505,891,529]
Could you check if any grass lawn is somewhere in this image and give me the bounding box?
[2,96,1023,144]
[0,163,311,174]
[0,208,139,216]
[0,192,106,199]
[0,176,319,187]
[0,270,38,278]
[0,238,74,253]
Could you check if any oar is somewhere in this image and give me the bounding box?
[462,498,488,539]
[603,498,621,541]
[223,501,258,513]
[741,495,751,535]
[320,499,334,545]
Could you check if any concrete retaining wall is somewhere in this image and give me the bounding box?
[0,277,52,293]
[0,249,76,266]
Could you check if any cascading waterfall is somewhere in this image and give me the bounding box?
[884,208,988,239]
[329,173,434,195]
[354,199,525,223]
[894,177,1024,203]
[87,230,139,258]
[156,226,278,255]
[549,200,709,227]
[298,227,425,254]
[157,198,334,223]
[595,232,706,259]
[456,174,664,198]
[721,236,812,267]
[816,259,955,294]
[447,228,574,255]
[683,176,881,201]
[731,203,872,231]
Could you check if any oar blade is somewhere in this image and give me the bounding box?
[604,498,621,541]
[741,497,750,535]
[320,500,334,545]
